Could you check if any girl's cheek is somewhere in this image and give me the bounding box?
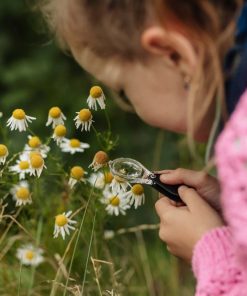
[134,105,187,133]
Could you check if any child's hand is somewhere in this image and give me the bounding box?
[155,186,224,263]
[157,168,221,211]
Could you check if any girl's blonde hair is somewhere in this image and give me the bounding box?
[154,0,242,156]
[39,0,243,150]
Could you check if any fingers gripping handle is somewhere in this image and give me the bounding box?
[149,173,182,203]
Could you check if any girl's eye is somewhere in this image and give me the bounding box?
[118,89,130,104]
[113,89,134,112]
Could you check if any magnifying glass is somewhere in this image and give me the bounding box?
[109,157,182,203]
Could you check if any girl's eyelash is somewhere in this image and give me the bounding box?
[118,89,130,104]
[113,89,134,112]
[118,89,125,96]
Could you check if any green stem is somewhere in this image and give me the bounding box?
[169,256,179,295]
[45,138,52,147]
[104,109,111,132]
[34,178,43,215]
[28,217,43,295]
[50,229,79,296]
[0,207,22,248]
[0,152,21,177]
[27,128,36,136]
[18,262,23,296]
[136,231,155,296]
[91,125,104,149]
[62,187,95,296]
[80,210,96,295]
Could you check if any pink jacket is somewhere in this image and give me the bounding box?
[192,90,247,295]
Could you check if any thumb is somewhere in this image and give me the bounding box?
[155,196,174,217]
[178,185,208,211]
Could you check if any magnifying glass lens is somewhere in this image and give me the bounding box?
[110,158,143,180]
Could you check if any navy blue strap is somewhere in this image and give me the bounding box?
[225,2,247,115]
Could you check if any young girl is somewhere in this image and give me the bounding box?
[39,0,247,294]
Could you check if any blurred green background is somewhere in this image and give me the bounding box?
[0,1,202,295]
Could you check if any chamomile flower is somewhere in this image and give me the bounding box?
[89,151,109,171]
[7,109,36,132]
[103,172,114,184]
[24,135,50,158]
[104,230,115,240]
[89,171,114,189]
[110,176,130,193]
[60,138,90,154]
[87,86,106,110]
[53,211,77,240]
[16,244,44,266]
[68,166,86,189]
[88,172,105,189]
[74,109,94,132]
[124,184,145,209]
[104,191,130,216]
[52,124,67,144]
[29,152,46,178]
[46,107,66,128]
[0,144,9,164]
[9,154,31,180]
[11,181,32,206]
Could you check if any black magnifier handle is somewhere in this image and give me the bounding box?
[148,173,183,203]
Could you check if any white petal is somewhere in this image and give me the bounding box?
[61,227,65,239]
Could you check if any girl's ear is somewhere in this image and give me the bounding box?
[141,26,197,75]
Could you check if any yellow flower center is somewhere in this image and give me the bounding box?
[109,196,120,207]
[114,176,125,183]
[12,109,26,120]
[49,107,61,118]
[55,214,68,227]
[78,109,92,122]
[30,155,44,169]
[70,139,80,148]
[19,161,29,170]
[93,151,109,165]
[104,172,113,184]
[54,125,66,137]
[16,187,30,200]
[90,86,103,99]
[29,151,41,158]
[0,144,8,157]
[25,250,34,260]
[131,184,144,195]
[71,166,84,180]
[28,136,41,148]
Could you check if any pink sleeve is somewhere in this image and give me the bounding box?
[216,90,247,280]
[192,226,244,295]
[192,90,247,295]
